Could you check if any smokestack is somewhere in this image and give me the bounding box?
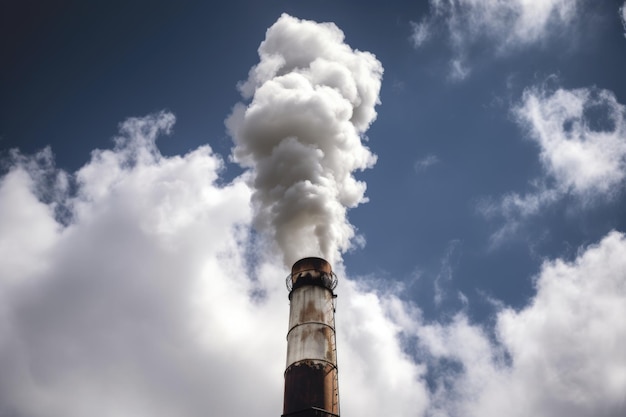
[283,257,339,417]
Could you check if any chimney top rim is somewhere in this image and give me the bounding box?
[291,257,332,274]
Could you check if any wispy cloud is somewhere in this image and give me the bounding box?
[410,0,582,79]
[434,239,462,306]
[480,82,626,246]
[414,154,440,172]
[409,19,431,48]
[619,2,626,37]
[449,58,470,82]
[478,185,561,248]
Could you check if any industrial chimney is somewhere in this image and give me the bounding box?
[283,257,340,417]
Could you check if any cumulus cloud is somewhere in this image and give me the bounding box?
[411,0,581,78]
[338,279,430,417]
[0,111,264,417]
[227,13,382,267]
[491,231,626,417]
[516,87,626,195]
[480,84,626,244]
[418,231,626,417]
[0,109,432,417]
[1,112,624,417]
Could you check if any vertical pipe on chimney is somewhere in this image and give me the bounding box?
[283,257,340,417]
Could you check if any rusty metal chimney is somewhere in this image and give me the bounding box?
[283,257,340,417]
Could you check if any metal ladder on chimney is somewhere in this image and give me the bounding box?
[329,294,340,417]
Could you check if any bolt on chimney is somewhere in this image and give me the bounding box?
[282,257,340,417]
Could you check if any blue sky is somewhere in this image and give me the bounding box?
[1,1,626,417]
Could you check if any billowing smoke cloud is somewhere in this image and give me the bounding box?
[227,13,382,267]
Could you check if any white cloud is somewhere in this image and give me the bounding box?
[489,231,626,417]
[419,231,626,417]
[410,19,431,48]
[433,239,462,306]
[0,111,260,417]
[414,153,440,172]
[478,186,560,248]
[338,279,430,417]
[0,160,60,286]
[515,87,626,196]
[0,111,430,417]
[449,58,470,81]
[437,0,578,48]
[481,85,626,244]
[411,0,582,78]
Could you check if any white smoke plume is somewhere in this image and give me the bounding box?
[227,13,382,267]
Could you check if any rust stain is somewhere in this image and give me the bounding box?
[299,297,317,323]
[283,361,338,416]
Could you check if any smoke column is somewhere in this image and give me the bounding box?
[227,14,383,267]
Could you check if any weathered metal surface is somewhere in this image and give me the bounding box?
[283,257,340,417]
[286,323,335,366]
[286,285,336,367]
[287,257,338,292]
[282,407,339,417]
[283,361,338,416]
